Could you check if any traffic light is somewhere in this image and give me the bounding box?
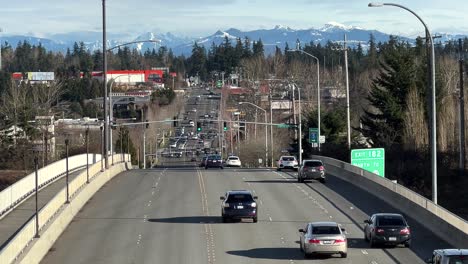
[223,121,228,131]
[197,122,202,131]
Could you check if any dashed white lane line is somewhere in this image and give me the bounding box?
[269,216,273,222]
[136,234,142,245]
[259,200,263,205]
[370,261,378,264]
[361,250,369,255]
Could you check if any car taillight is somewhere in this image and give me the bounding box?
[400,228,410,235]
[308,239,320,244]
[334,238,346,243]
[376,228,385,234]
[319,166,324,171]
[223,203,230,208]
[251,202,257,208]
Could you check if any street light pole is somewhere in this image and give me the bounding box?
[287,49,321,151]
[369,2,438,204]
[239,102,268,167]
[344,34,351,150]
[297,85,303,165]
[102,0,109,170]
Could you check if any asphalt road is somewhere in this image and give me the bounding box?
[41,167,450,264]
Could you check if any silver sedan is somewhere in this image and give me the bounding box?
[299,221,348,258]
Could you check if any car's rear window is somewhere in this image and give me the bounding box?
[228,157,239,160]
[282,157,295,161]
[226,194,253,203]
[448,256,468,264]
[377,216,405,226]
[304,161,322,167]
[312,226,341,235]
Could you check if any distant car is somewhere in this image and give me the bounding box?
[298,160,325,183]
[277,156,298,171]
[205,155,223,169]
[199,156,208,167]
[426,249,468,264]
[226,156,241,167]
[299,222,347,259]
[364,213,411,248]
[190,157,197,162]
[220,190,258,223]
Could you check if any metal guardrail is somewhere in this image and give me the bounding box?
[0,154,102,218]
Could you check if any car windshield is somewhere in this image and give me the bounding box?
[312,226,341,235]
[226,194,253,203]
[282,157,295,161]
[304,161,322,167]
[377,216,405,226]
[448,256,468,264]
[209,155,221,160]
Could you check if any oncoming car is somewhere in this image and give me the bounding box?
[220,190,258,223]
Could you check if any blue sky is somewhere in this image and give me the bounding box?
[1,0,467,38]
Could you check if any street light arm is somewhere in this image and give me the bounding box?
[288,49,319,64]
[106,40,161,52]
[239,102,267,114]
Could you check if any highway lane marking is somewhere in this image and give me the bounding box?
[269,216,273,222]
[361,250,369,255]
[197,168,216,264]
[137,234,142,245]
[370,261,378,264]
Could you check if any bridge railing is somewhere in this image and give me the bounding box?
[0,153,130,264]
[313,155,468,247]
[0,154,102,217]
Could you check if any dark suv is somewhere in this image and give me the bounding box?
[364,213,411,247]
[220,190,258,223]
[205,155,223,169]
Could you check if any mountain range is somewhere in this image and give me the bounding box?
[1,22,466,56]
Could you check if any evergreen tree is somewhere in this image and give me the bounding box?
[360,40,417,147]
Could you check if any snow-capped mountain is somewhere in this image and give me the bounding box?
[1,23,466,56]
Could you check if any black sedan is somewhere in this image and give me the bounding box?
[364,213,411,247]
[205,155,223,169]
[220,190,258,223]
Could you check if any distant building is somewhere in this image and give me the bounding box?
[12,72,55,84]
[84,70,165,89]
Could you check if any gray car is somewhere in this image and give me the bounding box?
[426,249,468,264]
[298,160,325,183]
[299,222,347,259]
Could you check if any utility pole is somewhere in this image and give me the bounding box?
[459,38,466,173]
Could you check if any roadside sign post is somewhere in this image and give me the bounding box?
[309,128,318,147]
[351,148,385,177]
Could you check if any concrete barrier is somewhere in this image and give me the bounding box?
[312,155,468,247]
[0,154,130,264]
[0,154,102,218]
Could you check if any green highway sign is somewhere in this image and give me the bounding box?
[309,128,318,143]
[351,148,385,177]
[216,80,223,88]
[277,124,290,128]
